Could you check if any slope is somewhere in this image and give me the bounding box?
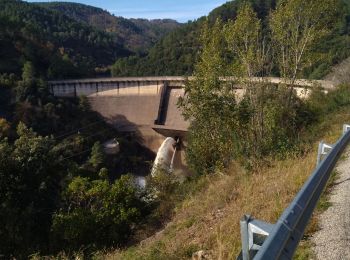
[106,102,350,260]
[111,0,350,78]
[0,0,131,79]
[110,0,277,76]
[36,2,181,53]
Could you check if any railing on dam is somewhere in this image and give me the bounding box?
[237,124,350,260]
[48,76,335,98]
[48,76,334,88]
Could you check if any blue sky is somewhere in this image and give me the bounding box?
[28,0,230,22]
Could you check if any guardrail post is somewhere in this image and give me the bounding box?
[238,215,274,260]
[317,141,333,166]
[343,124,350,135]
[240,215,250,260]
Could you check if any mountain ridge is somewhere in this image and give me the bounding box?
[110,0,350,79]
[36,2,182,53]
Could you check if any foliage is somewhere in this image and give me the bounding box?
[181,1,340,173]
[0,76,154,258]
[78,95,91,112]
[88,141,105,169]
[22,61,35,85]
[38,2,181,54]
[306,84,350,119]
[0,118,10,138]
[270,0,339,81]
[111,21,202,77]
[51,175,145,251]
[0,123,64,257]
[0,119,151,257]
[0,0,131,79]
[110,0,350,78]
[179,19,238,173]
[0,1,181,80]
[145,169,180,222]
[225,3,268,77]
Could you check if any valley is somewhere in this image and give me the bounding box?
[0,0,350,259]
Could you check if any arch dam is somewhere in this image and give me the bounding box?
[49,76,335,171]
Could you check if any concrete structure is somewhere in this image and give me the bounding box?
[49,76,335,154]
[49,77,188,152]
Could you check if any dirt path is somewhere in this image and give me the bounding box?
[311,149,350,259]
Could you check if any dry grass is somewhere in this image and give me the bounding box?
[104,154,316,260]
[100,109,350,260]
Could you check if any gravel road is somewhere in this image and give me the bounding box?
[311,149,350,259]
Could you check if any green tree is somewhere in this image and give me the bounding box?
[0,118,10,138]
[16,61,36,101]
[88,141,105,169]
[180,1,329,172]
[0,122,64,257]
[111,56,138,77]
[223,3,295,161]
[225,3,267,78]
[51,175,145,250]
[22,61,35,84]
[270,0,339,102]
[180,19,238,173]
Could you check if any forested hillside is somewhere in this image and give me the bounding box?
[0,1,157,258]
[37,2,181,53]
[0,58,155,257]
[0,0,136,79]
[1,0,350,258]
[111,0,350,79]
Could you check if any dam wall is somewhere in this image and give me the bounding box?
[49,76,335,153]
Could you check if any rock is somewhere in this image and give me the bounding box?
[192,250,212,260]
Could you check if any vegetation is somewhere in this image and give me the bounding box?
[37,2,181,54]
[110,102,350,259]
[51,175,146,252]
[181,0,341,174]
[0,34,153,258]
[0,0,350,258]
[111,0,350,78]
[0,0,132,79]
[0,120,148,256]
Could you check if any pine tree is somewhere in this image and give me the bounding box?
[88,141,105,169]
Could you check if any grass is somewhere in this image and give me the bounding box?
[105,155,317,259]
[100,107,350,260]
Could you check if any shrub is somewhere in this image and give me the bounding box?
[51,175,146,252]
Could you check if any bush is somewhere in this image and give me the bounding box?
[307,84,350,118]
[51,175,146,252]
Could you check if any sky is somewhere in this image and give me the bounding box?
[28,0,230,22]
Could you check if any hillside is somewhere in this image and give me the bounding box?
[108,107,350,259]
[0,3,157,258]
[111,0,350,78]
[109,0,279,76]
[1,0,350,258]
[36,2,181,53]
[325,56,350,85]
[0,0,133,79]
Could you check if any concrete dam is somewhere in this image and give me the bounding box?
[49,77,189,153]
[49,76,335,172]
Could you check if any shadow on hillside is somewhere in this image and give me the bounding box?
[101,114,157,179]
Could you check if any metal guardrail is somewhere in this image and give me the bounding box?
[238,124,350,260]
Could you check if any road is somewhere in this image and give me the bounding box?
[312,148,350,259]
